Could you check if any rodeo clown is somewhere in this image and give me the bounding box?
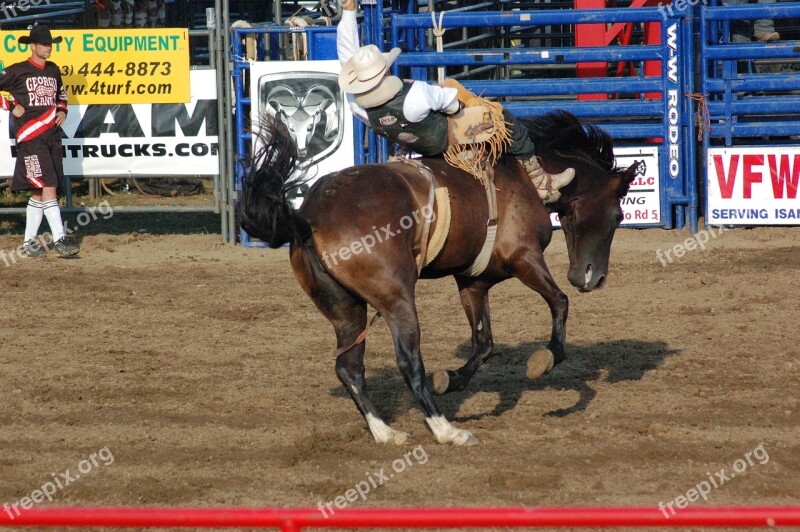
[336,0,574,202]
[0,25,79,257]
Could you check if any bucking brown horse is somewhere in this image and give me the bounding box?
[240,110,640,446]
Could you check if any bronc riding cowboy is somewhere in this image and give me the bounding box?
[336,0,574,202]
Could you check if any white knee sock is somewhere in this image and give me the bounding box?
[42,200,66,242]
[24,199,45,243]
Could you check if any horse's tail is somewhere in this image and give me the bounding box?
[239,114,312,248]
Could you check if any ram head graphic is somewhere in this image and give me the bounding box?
[259,72,344,167]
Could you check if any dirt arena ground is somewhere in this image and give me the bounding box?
[0,214,798,529]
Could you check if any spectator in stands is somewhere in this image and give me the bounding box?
[726,0,779,42]
[0,26,79,257]
[147,0,166,27]
[336,0,574,203]
[96,0,137,28]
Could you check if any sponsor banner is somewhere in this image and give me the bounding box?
[707,147,800,225]
[551,146,661,227]
[249,60,355,209]
[0,29,190,104]
[0,70,217,177]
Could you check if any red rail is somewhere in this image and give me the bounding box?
[2,507,800,529]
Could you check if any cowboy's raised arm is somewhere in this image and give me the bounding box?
[337,0,360,65]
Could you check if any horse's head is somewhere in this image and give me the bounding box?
[523,111,639,292]
[556,157,639,292]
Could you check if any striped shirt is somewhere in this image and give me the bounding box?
[0,58,68,143]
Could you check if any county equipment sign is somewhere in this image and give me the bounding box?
[0,29,190,104]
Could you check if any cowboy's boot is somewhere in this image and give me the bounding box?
[519,155,575,203]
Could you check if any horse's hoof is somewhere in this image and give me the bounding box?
[375,430,411,445]
[452,429,480,446]
[432,370,450,395]
[392,431,411,445]
[526,349,555,379]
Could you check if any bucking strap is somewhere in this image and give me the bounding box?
[459,165,499,277]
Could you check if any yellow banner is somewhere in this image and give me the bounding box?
[0,29,190,104]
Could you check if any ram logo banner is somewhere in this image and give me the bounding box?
[707,147,800,225]
[250,61,354,208]
[0,70,217,177]
[551,146,661,227]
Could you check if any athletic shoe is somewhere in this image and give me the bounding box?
[19,240,46,258]
[54,238,80,257]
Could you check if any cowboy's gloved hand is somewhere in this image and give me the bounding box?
[441,78,481,108]
[11,104,24,118]
[443,98,462,115]
[341,0,356,11]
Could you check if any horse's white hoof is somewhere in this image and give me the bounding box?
[427,415,479,446]
[373,428,410,445]
[452,429,480,446]
[367,413,410,445]
[392,431,411,445]
[526,349,555,379]
[432,370,450,395]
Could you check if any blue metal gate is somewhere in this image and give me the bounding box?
[386,7,697,230]
[231,4,710,239]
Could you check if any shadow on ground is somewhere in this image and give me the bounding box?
[329,339,679,424]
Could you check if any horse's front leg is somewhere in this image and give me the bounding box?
[431,277,495,395]
[512,249,569,378]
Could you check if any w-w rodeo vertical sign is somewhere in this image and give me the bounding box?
[1,29,189,103]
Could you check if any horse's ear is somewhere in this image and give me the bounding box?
[616,160,641,197]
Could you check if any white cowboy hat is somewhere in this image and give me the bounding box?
[339,44,401,95]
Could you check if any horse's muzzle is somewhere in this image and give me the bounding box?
[569,264,607,292]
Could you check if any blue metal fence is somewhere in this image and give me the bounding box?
[700,2,800,142]
[230,1,800,239]
[388,7,696,230]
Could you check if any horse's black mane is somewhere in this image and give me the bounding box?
[521,111,618,172]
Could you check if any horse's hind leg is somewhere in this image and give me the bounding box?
[432,277,495,395]
[290,246,410,445]
[381,296,479,446]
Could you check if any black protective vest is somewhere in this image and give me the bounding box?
[365,82,449,156]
